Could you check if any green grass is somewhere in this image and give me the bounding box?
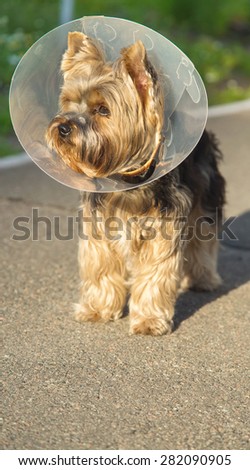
[1,0,250,156]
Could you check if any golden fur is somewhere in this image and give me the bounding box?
[46,32,163,178]
[46,32,225,335]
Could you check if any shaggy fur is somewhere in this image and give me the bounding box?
[46,32,225,335]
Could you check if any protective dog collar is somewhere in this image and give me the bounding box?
[9,16,208,193]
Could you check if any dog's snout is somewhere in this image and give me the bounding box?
[58,122,72,137]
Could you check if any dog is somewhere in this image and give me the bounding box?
[46,32,225,335]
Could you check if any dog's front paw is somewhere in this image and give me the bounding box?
[74,303,103,322]
[129,316,173,336]
[74,303,122,323]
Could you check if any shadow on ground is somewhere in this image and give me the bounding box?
[174,210,250,329]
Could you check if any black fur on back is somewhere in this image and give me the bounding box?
[84,130,226,221]
[177,130,226,218]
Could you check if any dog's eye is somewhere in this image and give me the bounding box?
[95,105,110,117]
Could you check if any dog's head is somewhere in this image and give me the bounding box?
[46,32,164,178]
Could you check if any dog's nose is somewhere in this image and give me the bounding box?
[58,123,72,137]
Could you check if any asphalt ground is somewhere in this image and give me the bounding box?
[1,106,250,450]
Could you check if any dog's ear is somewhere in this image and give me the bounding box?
[121,41,158,106]
[67,32,86,55]
[61,32,105,75]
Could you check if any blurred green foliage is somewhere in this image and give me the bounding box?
[166,0,250,35]
[1,0,250,156]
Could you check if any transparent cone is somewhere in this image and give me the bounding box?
[9,16,208,193]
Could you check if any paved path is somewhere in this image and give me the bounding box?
[1,106,250,449]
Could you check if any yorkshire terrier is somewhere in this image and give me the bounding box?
[46,32,225,336]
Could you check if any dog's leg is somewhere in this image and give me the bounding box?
[179,131,225,292]
[129,218,184,335]
[181,210,222,292]
[75,236,127,324]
